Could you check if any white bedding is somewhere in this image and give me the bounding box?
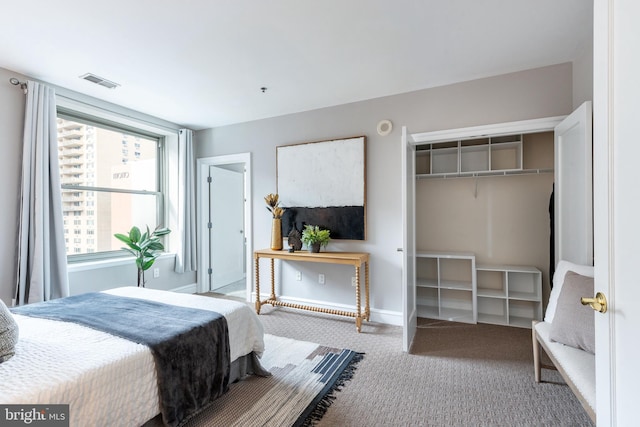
[0,287,265,427]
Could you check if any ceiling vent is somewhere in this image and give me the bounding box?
[79,73,120,89]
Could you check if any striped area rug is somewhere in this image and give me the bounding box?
[183,334,363,427]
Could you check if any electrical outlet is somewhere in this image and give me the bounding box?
[153,268,160,278]
[352,277,357,287]
[318,274,325,284]
[296,271,302,281]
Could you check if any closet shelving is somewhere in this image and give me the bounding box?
[415,134,553,179]
[476,264,543,328]
[415,257,542,328]
[416,252,477,324]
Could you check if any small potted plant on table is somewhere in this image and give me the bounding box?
[301,225,331,253]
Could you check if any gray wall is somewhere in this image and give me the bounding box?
[194,63,574,322]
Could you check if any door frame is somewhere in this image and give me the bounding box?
[197,153,252,299]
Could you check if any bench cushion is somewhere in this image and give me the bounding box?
[535,321,595,412]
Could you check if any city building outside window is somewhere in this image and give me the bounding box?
[57,115,163,260]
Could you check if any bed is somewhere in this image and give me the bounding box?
[0,287,267,427]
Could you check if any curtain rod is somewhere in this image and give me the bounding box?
[9,77,28,94]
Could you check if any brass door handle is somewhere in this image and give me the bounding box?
[580,292,608,313]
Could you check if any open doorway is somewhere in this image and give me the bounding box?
[197,153,252,300]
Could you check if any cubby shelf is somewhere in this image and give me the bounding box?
[476,264,543,328]
[416,252,477,324]
[416,257,542,329]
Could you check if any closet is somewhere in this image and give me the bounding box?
[414,131,552,326]
[401,104,592,351]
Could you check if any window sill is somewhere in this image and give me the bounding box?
[67,252,176,273]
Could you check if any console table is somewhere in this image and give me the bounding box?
[254,249,370,332]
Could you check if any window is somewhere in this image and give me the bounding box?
[57,114,164,259]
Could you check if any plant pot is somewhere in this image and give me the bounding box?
[308,242,321,253]
[270,218,283,250]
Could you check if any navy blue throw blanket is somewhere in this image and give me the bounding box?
[12,292,230,427]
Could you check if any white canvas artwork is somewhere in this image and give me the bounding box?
[277,138,365,207]
[277,136,366,240]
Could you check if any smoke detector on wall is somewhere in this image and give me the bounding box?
[377,119,393,136]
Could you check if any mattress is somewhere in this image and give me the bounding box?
[0,287,265,427]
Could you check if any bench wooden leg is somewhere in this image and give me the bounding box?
[532,320,541,383]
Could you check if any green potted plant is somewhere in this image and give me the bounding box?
[114,225,171,287]
[301,225,331,253]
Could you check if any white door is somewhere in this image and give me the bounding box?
[401,127,417,352]
[554,101,593,266]
[209,165,245,291]
[593,1,640,423]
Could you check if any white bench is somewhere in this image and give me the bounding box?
[531,260,596,423]
[532,320,595,423]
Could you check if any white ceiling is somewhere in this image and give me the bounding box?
[0,1,592,130]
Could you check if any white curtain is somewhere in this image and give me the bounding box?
[15,81,69,305]
[174,128,197,273]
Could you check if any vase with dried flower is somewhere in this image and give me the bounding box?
[265,193,285,250]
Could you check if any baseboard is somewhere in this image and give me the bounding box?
[253,293,402,326]
[171,283,197,293]
[166,286,403,326]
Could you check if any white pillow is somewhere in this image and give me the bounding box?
[0,299,19,363]
[544,260,594,323]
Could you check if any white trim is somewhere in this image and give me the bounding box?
[409,116,566,144]
[55,95,180,262]
[170,283,197,294]
[55,93,180,135]
[593,0,615,423]
[67,252,176,273]
[197,153,253,297]
[554,102,593,267]
[401,125,418,352]
[252,293,402,326]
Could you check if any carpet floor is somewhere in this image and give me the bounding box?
[257,307,592,426]
[191,300,593,426]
